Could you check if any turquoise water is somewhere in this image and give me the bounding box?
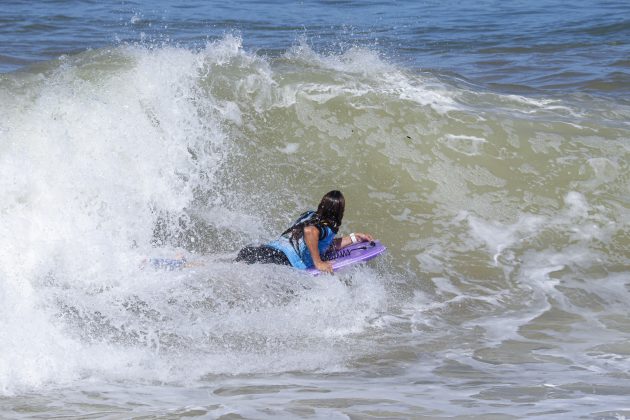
[1,1,629,418]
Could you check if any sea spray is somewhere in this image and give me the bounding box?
[0,40,397,394]
[0,40,229,392]
[0,36,628,418]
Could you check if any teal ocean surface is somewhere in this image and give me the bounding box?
[1,1,629,418]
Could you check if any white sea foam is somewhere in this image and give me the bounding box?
[439,134,487,156]
[278,142,300,154]
[466,211,546,265]
[0,39,257,392]
[283,39,460,114]
[0,36,391,387]
[0,34,629,420]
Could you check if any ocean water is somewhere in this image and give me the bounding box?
[1,1,629,418]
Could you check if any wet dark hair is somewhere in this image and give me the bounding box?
[283,190,345,251]
[315,190,345,233]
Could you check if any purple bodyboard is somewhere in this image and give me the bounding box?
[306,240,386,276]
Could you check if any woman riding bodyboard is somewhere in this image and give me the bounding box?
[236,190,373,273]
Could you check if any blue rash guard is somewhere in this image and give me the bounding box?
[267,212,336,269]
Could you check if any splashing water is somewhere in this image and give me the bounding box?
[0,34,629,417]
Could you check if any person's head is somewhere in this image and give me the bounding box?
[316,190,345,232]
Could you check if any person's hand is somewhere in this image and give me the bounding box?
[315,260,334,274]
[354,232,374,242]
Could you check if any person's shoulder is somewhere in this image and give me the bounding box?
[304,224,320,234]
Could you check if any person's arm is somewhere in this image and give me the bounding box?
[333,232,374,250]
[304,225,333,273]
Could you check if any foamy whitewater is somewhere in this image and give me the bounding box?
[1,8,630,419]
